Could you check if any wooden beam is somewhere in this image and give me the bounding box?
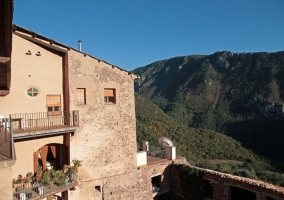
[0,56,10,63]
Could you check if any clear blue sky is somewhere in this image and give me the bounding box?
[14,0,284,71]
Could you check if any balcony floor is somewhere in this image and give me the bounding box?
[13,124,70,134]
[13,126,78,140]
[147,154,172,165]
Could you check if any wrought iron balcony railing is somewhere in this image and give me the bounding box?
[0,111,78,161]
[0,119,13,160]
[8,111,79,133]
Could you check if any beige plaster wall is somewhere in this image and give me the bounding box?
[0,166,13,200]
[12,135,63,179]
[0,34,63,117]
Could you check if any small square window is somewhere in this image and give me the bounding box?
[94,185,102,195]
[104,89,116,104]
[76,88,86,105]
[95,185,101,192]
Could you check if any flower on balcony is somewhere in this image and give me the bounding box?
[12,160,83,190]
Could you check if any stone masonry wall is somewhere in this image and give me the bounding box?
[70,159,173,200]
[171,162,284,200]
[67,49,139,199]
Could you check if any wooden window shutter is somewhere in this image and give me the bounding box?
[46,95,61,106]
[104,89,114,97]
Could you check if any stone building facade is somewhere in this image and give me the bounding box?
[0,18,176,199]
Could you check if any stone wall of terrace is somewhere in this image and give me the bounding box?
[171,161,284,200]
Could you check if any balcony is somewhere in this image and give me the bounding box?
[12,160,82,200]
[1,111,79,161]
[2,111,79,140]
[137,141,176,167]
[13,181,77,200]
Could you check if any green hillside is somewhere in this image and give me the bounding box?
[133,51,284,186]
[135,94,284,185]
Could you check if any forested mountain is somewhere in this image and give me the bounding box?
[133,51,284,186]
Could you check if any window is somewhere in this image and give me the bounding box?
[230,186,256,200]
[94,185,102,194]
[104,89,116,104]
[46,95,61,116]
[27,88,39,97]
[203,180,214,200]
[76,88,86,105]
[151,175,161,193]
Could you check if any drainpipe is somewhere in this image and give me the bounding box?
[78,40,82,52]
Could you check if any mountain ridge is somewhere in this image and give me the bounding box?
[133,50,284,185]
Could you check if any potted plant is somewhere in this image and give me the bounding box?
[43,171,51,185]
[16,175,25,192]
[23,177,30,188]
[26,172,33,182]
[12,179,19,189]
[35,168,44,185]
[17,175,23,186]
[55,170,66,186]
[49,169,58,189]
[70,159,82,182]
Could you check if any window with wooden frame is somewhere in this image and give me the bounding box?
[46,95,61,116]
[104,88,116,104]
[76,88,86,105]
